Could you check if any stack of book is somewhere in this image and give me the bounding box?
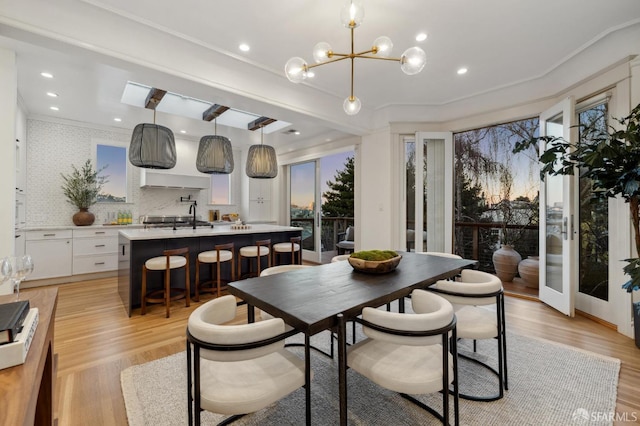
[0,300,39,370]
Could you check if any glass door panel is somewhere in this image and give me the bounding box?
[575,100,614,323]
[289,151,355,263]
[404,133,453,253]
[539,97,576,316]
[290,161,318,260]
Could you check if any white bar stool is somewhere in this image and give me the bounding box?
[272,236,302,265]
[141,247,190,318]
[238,239,271,278]
[195,242,235,302]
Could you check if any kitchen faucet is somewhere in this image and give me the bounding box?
[188,201,197,229]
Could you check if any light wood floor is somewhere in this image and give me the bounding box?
[30,277,640,425]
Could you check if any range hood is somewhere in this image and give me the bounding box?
[140,170,209,189]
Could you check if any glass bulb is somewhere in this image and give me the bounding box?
[400,47,426,75]
[343,96,361,115]
[313,42,332,63]
[340,0,364,28]
[284,57,309,83]
[372,36,393,58]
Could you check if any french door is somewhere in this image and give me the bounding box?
[403,132,453,253]
[538,97,577,316]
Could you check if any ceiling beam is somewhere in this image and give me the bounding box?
[144,88,167,110]
[248,116,276,131]
[202,104,230,121]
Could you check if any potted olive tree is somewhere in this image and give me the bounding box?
[61,160,107,226]
[515,102,640,347]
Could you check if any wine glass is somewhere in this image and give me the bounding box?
[21,255,33,281]
[12,255,33,300]
[0,257,12,285]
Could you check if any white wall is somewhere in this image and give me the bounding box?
[358,128,394,251]
[0,49,17,257]
[26,118,243,226]
[0,48,17,295]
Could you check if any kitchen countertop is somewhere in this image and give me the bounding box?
[23,224,145,232]
[118,224,303,241]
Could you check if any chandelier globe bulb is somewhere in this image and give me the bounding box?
[313,42,333,63]
[343,96,361,115]
[285,57,309,83]
[340,0,364,28]
[400,47,426,75]
[372,36,393,57]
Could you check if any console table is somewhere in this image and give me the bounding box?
[0,287,58,426]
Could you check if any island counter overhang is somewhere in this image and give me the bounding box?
[117,224,303,317]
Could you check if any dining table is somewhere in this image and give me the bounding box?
[227,251,477,425]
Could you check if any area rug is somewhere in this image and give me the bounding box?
[121,330,620,425]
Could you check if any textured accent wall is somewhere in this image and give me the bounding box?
[26,119,238,226]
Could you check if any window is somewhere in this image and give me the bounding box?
[453,118,540,272]
[95,143,127,203]
[210,174,231,204]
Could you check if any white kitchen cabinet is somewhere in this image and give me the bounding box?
[72,228,119,274]
[248,178,272,222]
[25,230,72,280]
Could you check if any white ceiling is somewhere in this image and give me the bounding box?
[1,0,639,151]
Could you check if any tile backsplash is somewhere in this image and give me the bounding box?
[26,119,233,227]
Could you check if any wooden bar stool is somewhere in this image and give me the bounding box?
[141,247,190,318]
[238,239,271,279]
[272,236,302,265]
[195,242,235,302]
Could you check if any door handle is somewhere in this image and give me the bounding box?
[561,217,568,240]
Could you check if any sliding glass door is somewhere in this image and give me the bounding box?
[290,161,320,261]
[289,151,355,263]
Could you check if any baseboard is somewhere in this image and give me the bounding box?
[21,271,118,288]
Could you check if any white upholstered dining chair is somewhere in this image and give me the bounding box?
[186,295,309,425]
[429,269,507,401]
[347,289,459,425]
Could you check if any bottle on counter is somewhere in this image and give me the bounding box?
[117,210,123,225]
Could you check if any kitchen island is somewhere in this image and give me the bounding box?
[118,224,302,316]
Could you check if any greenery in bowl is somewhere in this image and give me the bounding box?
[350,250,399,261]
[60,159,108,209]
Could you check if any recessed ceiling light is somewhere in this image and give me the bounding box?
[46,92,58,97]
[457,67,468,75]
[50,106,59,111]
[180,130,187,134]
[306,71,315,78]
[415,33,427,42]
[239,43,250,52]
[294,131,301,135]
[114,117,122,122]
[40,72,53,78]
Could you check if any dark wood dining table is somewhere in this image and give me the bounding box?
[227,251,477,425]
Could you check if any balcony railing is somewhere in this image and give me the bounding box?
[289,217,354,252]
[290,217,539,274]
[454,222,539,274]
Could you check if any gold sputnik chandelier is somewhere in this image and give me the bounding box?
[284,0,426,115]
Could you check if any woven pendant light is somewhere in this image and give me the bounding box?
[196,118,234,174]
[246,125,277,178]
[129,109,176,169]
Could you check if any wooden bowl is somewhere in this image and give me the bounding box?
[348,255,402,274]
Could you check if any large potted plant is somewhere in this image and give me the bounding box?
[515,102,640,347]
[61,159,107,226]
